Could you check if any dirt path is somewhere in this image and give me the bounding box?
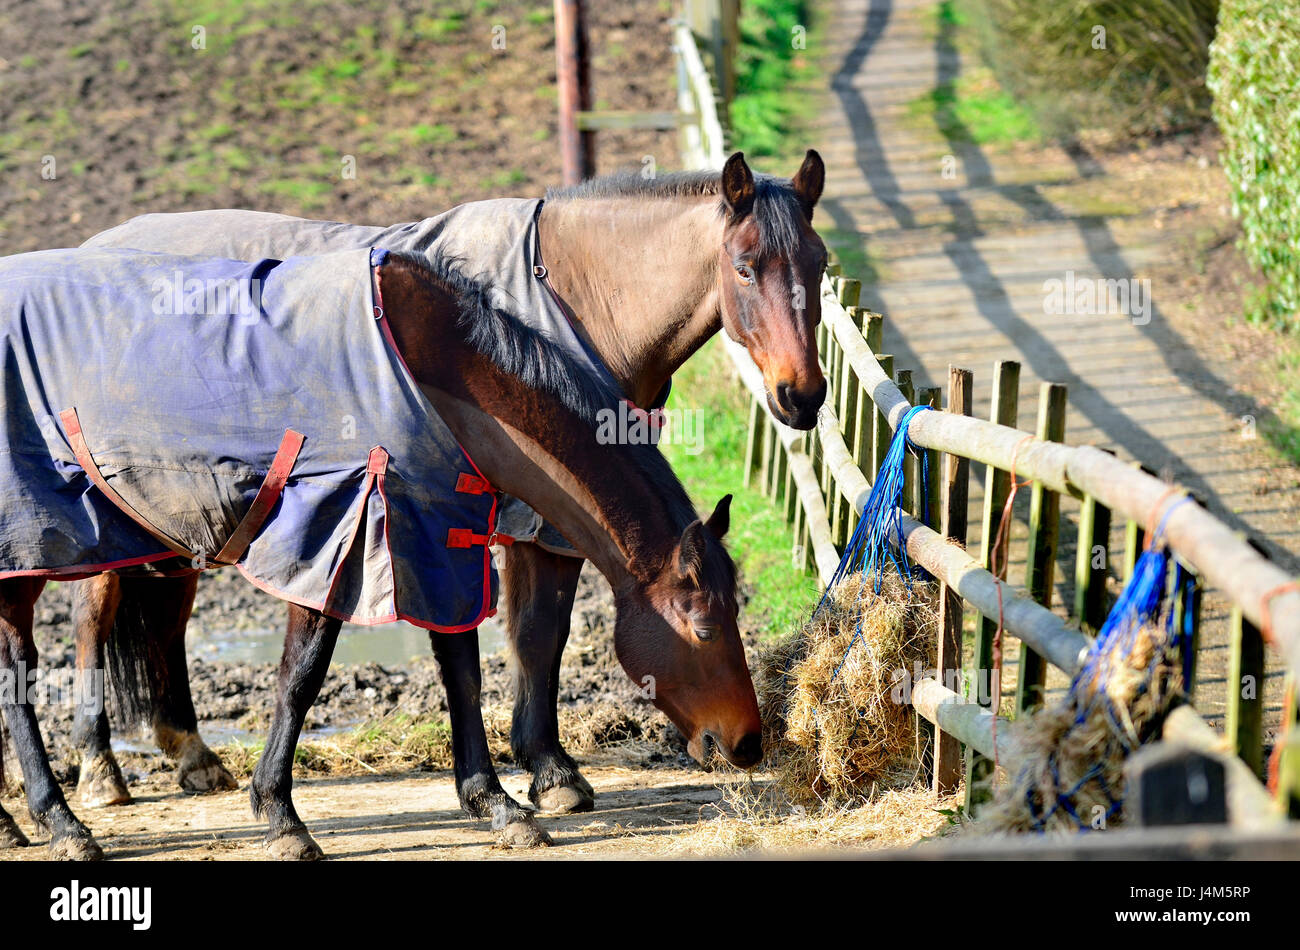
[1,766,726,860]
[815,0,1300,723]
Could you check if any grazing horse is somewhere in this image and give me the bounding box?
[71,149,827,815]
[0,246,758,860]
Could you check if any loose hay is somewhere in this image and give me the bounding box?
[980,620,1184,834]
[756,571,937,806]
[217,699,676,778]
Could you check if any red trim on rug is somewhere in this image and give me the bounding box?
[0,551,180,580]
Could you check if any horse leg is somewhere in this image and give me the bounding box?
[120,575,237,792]
[0,577,102,859]
[429,628,551,848]
[505,543,595,813]
[69,574,132,807]
[249,604,340,860]
[0,714,29,848]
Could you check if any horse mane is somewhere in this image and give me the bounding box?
[387,252,732,582]
[545,169,809,261]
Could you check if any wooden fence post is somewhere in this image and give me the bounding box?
[967,359,1019,812]
[1227,601,1266,780]
[934,366,972,795]
[872,355,894,478]
[897,370,916,515]
[1016,382,1067,713]
[919,386,942,530]
[743,396,764,489]
[554,0,595,184]
[1073,448,1115,634]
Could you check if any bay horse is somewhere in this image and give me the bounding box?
[69,150,826,817]
[0,247,758,860]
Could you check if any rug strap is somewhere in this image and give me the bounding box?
[59,407,196,561]
[213,428,306,566]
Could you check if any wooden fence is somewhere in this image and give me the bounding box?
[672,19,1300,823]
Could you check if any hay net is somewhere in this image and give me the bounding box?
[755,406,937,806]
[990,496,1197,833]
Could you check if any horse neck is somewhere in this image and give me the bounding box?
[537,195,724,408]
[380,263,683,590]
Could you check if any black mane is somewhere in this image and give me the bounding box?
[546,169,809,261]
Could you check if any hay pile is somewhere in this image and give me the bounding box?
[756,571,937,806]
[981,620,1185,833]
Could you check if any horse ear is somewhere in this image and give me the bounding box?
[791,149,824,220]
[676,520,707,580]
[721,151,755,220]
[705,494,732,540]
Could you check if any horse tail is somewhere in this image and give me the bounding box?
[104,580,171,732]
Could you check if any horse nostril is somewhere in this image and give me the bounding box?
[733,732,762,767]
[775,382,796,413]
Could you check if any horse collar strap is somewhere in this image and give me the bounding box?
[0,247,499,632]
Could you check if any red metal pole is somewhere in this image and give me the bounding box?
[554,0,595,185]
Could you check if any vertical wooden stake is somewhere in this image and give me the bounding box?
[918,386,942,530]
[864,312,883,354]
[934,366,972,796]
[967,359,1019,812]
[1015,382,1067,713]
[554,0,595,185]
[1073,499,1112,634]
[1227,602,1265,780]
[872,355,894,479]
[897,370,916,515]
[743,396,764,489]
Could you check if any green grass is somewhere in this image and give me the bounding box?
[729,0,819,163]
[661,338,821,640]
[908,70,1039,146]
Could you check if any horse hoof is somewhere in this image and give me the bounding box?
[0,813,29,849]
[49,835,104,862]
[77,753,133,808]
[265,829,324,861]
[535,782,594,815]
[177,744,238,793]
[498,816,553,850]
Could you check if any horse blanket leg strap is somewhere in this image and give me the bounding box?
[59,407,196,561]
[213,428,306,566]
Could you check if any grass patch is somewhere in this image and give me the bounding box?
[908,67,1039,146]
[660,338,821,640]
[729,0,819,163]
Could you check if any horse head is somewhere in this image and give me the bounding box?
[612,495,762,768]
[716,149,828,430]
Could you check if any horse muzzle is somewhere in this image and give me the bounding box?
[768,378,826,431]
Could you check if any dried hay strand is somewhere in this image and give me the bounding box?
[647,770,961,855]
[216,699,673,779]
[981,620,1185,834]
[755,571,938,806]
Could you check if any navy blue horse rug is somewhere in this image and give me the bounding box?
[0,246,498,631]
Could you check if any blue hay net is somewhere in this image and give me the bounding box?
[814,404,932,680]
[1024,495,1195,832]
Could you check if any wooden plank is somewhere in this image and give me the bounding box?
[575,110,683,131]
[1227,602,1266,780]
[1016,382,1067,713]
[1280,675,1299,818]
[968,359,1020,813]
[934,367,972,795]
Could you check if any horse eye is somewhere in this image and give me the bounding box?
[735,264,755,286]
[692,621,721,642]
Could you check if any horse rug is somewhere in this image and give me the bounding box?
[85,199,653,557]
[0,246,499,631]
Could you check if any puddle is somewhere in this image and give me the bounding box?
[186,614,506,666]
